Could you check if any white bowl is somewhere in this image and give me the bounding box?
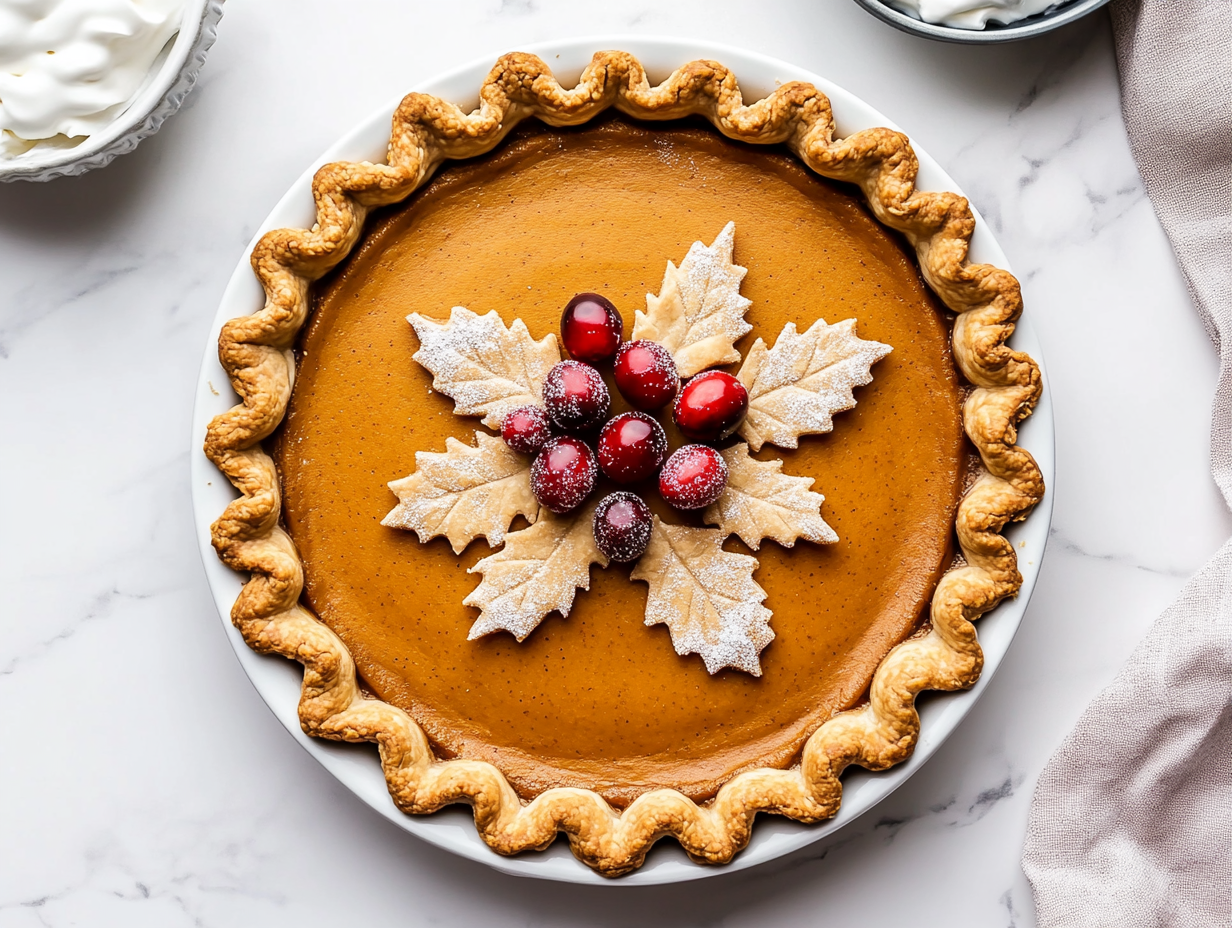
[190,35,1055,886]
[0,0,225,182]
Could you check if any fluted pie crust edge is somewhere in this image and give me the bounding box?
[203,51,1044,877]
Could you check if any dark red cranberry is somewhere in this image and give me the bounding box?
[561,293,623,364]
[613,339,679,411]
[658,445,728,510]
[592,492,653,562]
[597,412,667,484]
[542,360,610,432]
[530,436,597,514]
[673,371,749,442]
[500,404,552,455]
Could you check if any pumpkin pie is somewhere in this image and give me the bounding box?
[204,51,1044,876]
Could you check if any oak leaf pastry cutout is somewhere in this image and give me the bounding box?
[631,517,774,676]
[632,221,753,378]
[409,306,561,429]
[703,443,838,551]
[737,318,893,451]
[382,431,538,553]
[464,499,609,641]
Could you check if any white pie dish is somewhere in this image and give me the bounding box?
[190,34,1055,886]
[0,0,224,182]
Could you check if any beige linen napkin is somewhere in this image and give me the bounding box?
[1022,2,1232,925]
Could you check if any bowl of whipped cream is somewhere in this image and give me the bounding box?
[854,0,1111,42]
[0,0,224,181]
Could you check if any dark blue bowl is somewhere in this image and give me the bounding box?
[853,0,1112,43]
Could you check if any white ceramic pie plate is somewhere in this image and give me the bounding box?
[191,35,1054,886]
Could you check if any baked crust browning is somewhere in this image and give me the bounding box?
[204,51,1044,876]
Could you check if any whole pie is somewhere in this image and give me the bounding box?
[205,51,1044,876]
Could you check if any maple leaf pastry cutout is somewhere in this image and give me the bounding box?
[464,499,608,642]
[631,517,773,676]
[384,224,891,675]
[382,431,538,553]
[632,221,752,378]
[737,319,892,452]
[703,443,838,551]
[409,307,560,430]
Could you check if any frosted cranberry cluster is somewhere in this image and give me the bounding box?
[500,292,750,563]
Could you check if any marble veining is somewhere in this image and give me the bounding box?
[0,1,1228,925]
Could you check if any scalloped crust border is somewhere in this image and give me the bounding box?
[203,51,1044,877]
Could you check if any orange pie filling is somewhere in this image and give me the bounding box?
[273,117,968,806]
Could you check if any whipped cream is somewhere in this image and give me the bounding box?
[0,0,185,156]
[886,0,1058,29]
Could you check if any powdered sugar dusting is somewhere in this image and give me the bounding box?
[409,306,560,429]
[465,502,608,641]
[704,443,838,550]
[529,436,598,514]
[382,431,539,554]
[592,492,653,562]
[630,517,773,676]
[632,222,754,377]
[737,318,892,452]
[541,360,610,431]
[659,445,729,510]
[671,223,751,344]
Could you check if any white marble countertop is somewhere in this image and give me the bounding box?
[2,1,1228,925]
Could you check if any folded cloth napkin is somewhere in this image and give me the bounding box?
[1022,2,1232,926]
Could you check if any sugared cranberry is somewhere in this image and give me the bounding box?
[658,445,728,510]
[613,340,679,411]
[592,492,653,562]
[673,371,749,442]
[500,404,552,455]
[543,360,610,432]
[597,412,667,484]
[531,436,597,514]
[561,293,623,364]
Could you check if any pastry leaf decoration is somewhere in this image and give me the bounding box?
[631,517,774,676]
[703,443,838,551]
[409,306,561,429]
[632,221,753,378]
[464,500,609,641]
[737,318,892,452]
[389,223,890,676]
[382,431,539,554]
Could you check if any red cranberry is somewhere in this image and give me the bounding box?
[597,412,667,484]
[658,445,728,510]
[561,293,623,364]
[613,340,679,411]
[543,360,610,432]
[530,436,597,514]
[673,371,749,442]
[500,405,552,455]
[592,492,653,562]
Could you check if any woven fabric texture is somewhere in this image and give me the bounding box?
[1023,2,1232,925]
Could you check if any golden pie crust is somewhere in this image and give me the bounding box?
[205,51,1044,876]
